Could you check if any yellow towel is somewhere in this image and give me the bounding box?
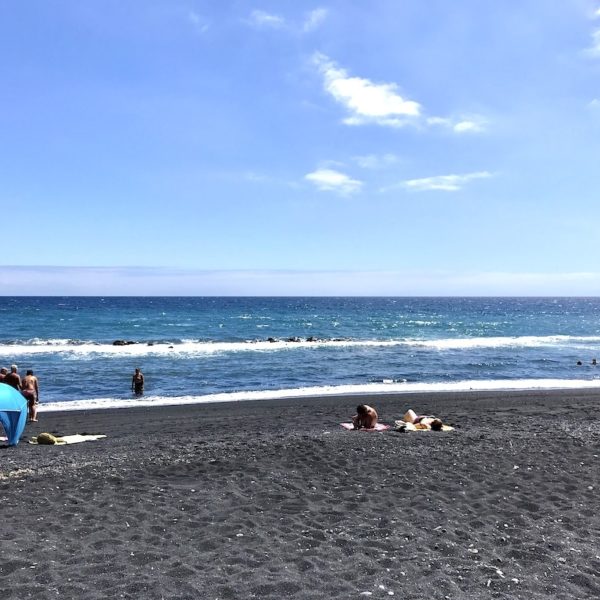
[29,434,107,445]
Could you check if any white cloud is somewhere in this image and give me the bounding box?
[453,119,485,133]
[313,53,421,127]
[589,28,600,55]
[303,8,328,32]
[354,154,400,169]
[402,171,492,192]
[426,116,451,127]
[248,10,285,29]
[188,11,209,34]
[247,8,327,34]
[312,54,488,133]
[427,115,486,133]
[305,168,362,195]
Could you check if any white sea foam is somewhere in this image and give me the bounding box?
[39,378,600,413]
[414,335,600,350]
[0,339,388,357]
[2,334,600,357]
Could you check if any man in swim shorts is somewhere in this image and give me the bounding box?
[21,369,40,422]
[131,368,144,396]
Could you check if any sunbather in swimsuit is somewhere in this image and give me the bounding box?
[403,409,443,431]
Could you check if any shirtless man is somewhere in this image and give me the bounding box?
[21,369,40,422]
[3,365,21,390]
[131,368,144,396]
[0,367,7,381]
[352,404,378,429]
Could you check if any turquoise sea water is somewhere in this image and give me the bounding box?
[1,297,599,410]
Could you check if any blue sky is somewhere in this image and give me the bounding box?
[2,1,600,295]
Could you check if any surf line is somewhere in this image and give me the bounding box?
[39,378,600,412]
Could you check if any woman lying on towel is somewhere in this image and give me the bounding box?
[403,409,444,431]
[352,404,378,430]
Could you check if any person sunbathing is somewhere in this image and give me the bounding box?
[403,409,444,431]
[352,404,378,429]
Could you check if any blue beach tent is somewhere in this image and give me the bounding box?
[0,383,27,446]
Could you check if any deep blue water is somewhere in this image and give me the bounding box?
[1,297,599,408]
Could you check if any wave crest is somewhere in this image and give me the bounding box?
[2,334,600,357]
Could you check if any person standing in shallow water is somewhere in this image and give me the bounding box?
[131,368,144,396]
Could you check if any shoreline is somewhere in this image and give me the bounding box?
[2,388,600,599]
[36,379,600,414]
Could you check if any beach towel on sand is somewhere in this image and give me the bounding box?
[340,423,390,431]
[394,420,454,432]
[29,433,107,445]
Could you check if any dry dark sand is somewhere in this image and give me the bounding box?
[1,389,600,599]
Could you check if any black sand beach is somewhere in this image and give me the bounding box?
[1,389,600,599]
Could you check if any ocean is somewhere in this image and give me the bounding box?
[1,296,599,411]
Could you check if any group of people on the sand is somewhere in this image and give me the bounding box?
[0,364,144,425]
[0,364,40,422]
[351,404,445,431]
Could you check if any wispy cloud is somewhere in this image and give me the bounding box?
[303,8,328,32]
[188,11,209,34]
[242,170,270,183]
[313,53,421,127]
[583,7,600,55]
[588,28,600,55]
[236,170,299,189]
[401,171,492,192]
[427,115,487,134]
[305,168,362,195]
[248,10,286,29]
[246,8,327,34]
[353,154,401,169]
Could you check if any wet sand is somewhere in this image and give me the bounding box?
[1,389,600,599]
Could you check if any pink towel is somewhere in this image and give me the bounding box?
[340,423,390,431]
